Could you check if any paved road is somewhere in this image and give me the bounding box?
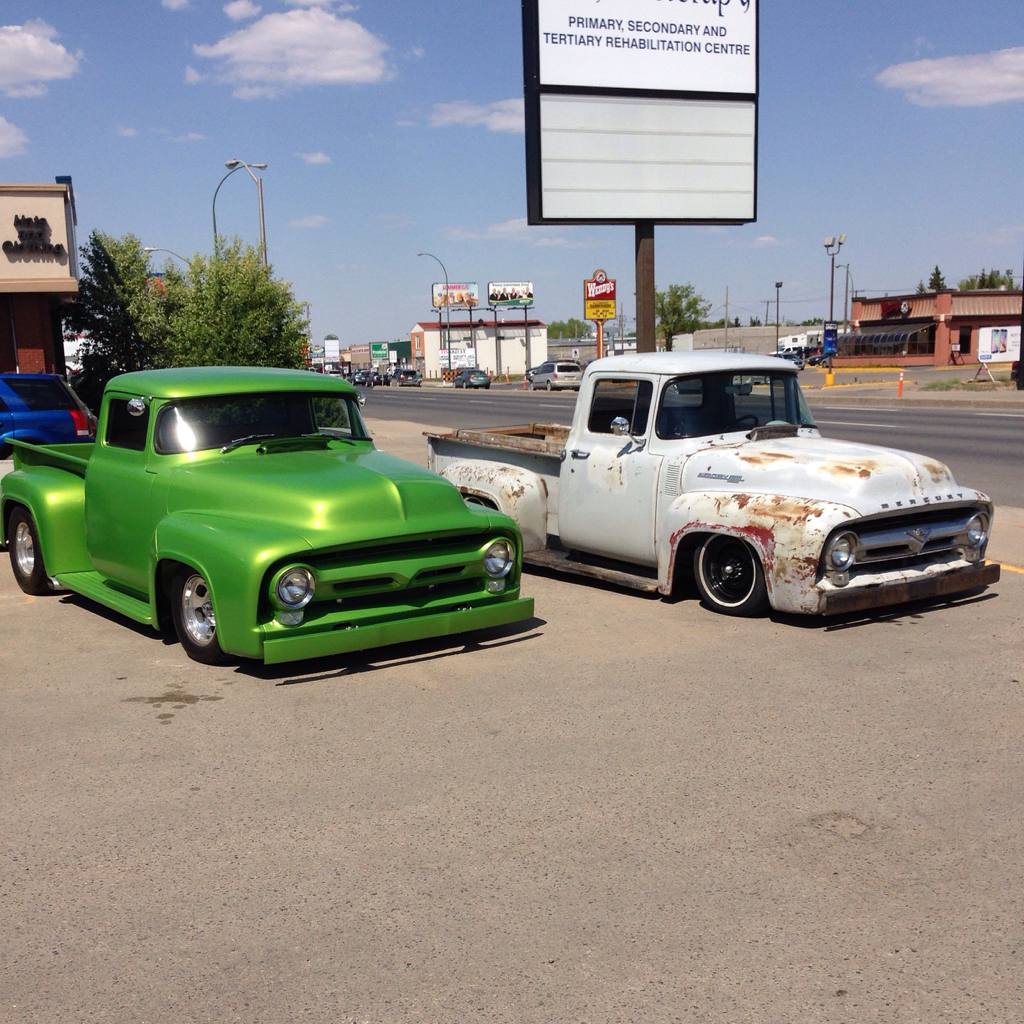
[360,387,1024,507]
[2,523,1022,1023]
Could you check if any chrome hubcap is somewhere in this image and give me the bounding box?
[14,521,35,577]
[181,573,216,646]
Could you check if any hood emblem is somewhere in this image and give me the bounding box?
[907,527,931,544]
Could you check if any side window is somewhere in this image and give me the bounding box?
[106,399,149,451]
[587,378,653,435]
[657,378,704,438]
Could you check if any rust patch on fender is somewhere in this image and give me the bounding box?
[920,459,950,483]
[737,451,798,466]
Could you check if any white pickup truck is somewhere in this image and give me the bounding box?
[427,353,999,617]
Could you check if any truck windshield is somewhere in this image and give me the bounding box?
[655,372,816,439]
[154,392,369,454]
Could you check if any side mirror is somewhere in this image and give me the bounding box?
[611,416,629,436]
[357,394,366,408]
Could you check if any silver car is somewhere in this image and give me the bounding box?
[531,361,583,391]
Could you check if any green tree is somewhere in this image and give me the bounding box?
[928,266,946,290]
[748,316,762,327]
[655,283,712,350]
[161,240,307,369]
[547,318,591,340]
[63,231,168,410]
[916,280,926,294]
[800,317,824,326]
[959,268,1015,290]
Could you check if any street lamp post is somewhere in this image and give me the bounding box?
[775,281,783,353]
[143,246,189,265]
[823,234,846,321]
[417,252,452,384]
[837,263,854,336]
[212,159,268,265]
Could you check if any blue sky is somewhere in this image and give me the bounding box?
[1,1,1022,345]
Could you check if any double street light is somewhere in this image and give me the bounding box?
[143,246,188,265]
[212,159,268,266]
[824,234,846,321]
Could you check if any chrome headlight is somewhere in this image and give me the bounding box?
[965,514,988,549]
[826,532,858,571]
[483,539,514,578]
[276,566,316,609]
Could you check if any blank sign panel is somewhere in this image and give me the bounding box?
[539,94,755,222]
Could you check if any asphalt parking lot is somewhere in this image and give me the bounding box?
[2,424,1023,1023]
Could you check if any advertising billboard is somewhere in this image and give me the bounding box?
[432,283,479,309]
[487,281,534,308]
[522,0,758,225]
[977,325,1021,364]
[370,342,389,362]
[585,270,616,321]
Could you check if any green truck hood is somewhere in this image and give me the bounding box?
[161,445,491,546]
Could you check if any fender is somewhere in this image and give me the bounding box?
[0,465,91,575]
[153,513,312,659]
[658,492,860,614]
[437,460,549,553]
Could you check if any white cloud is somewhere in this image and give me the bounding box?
[395,119,415,127]
[877,46,1024,106]
[429,98,524,133]
[0,20,81,98]
[751,236,780,248]
[224,0,261,20]
[184,65,203,83]
[445,217,590,249]
[193,7,390,99]
[162,0,190,9]
[295,150,331,163]
[169,131,205,142]
[116,125,137,137]
[0,116,28,158]
[289,214,327,228]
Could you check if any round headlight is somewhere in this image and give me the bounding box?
[966,514,988,549]
[483,539,514,578]
[827,533,857,571]
[276,567,315,609]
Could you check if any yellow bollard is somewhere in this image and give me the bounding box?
[898,370,904,398]
[825,371,835,386]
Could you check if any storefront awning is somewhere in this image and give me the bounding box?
[839,322,931,344]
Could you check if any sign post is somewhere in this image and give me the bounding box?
[585,270,616,358]
[488,282,534,376]
[522,0,759,352]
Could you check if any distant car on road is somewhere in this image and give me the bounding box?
[0,373,94,459]
[525,366,540,383]
[453,369,491,390]
[394,369,422,387]
[531,362,583,391]
[776,351,806,371]
[351,369,381,387]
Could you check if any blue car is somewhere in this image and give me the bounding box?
[0,374,95,458]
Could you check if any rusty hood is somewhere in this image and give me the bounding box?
[680,434,982,515]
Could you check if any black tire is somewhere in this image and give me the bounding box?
[546,380,552,391]
[8,506,51,596]
[693,534,769,616]
[171,566,227,664]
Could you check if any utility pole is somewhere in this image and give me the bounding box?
[1018,247,1024,391]
[775,282,783,353]
[724,285,729,349]
[635,222,655,352]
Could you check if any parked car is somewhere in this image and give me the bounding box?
[351,369,381,387]
[531,362,583,391]
[394,369,423,387]
[0,367,533,664]
[806,351,827,366]
[525,366,541,383]
[453,369,491,390]
[0,373,94,458]
[428,352,998,618]
[1012,361,1019,383]
[776,351,805,370]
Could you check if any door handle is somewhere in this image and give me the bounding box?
[570,449,590,460]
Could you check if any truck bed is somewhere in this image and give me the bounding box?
[10,439,93,478]
[426,423,569,457]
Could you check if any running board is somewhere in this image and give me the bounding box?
[54,570,154,625]
[523,549,661,593]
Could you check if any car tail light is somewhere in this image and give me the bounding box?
[553,372,559,379]
[69,408,90,436]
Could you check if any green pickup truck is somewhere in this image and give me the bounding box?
[0,367,532,665]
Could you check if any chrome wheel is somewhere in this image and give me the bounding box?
[180,573,217,647]
[14,520,35,577]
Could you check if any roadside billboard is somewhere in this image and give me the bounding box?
[432,283,479,309]
[370,342,389,362]
[977,325,1021,364]
[584,270,616,321]
[487,281,534,308]
[522,0,758,224]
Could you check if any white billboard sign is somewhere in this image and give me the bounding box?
[523,0,758,225]
[536,0,757,93]
[977,325,1021,364]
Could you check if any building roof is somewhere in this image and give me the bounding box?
[585,351,798,376]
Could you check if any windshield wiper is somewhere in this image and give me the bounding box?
[220,433,276,454]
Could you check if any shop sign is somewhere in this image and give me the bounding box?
[584,270,616,321]
[349,344,371,354]
[370,342,389,362]
[309,345,326,359]
[978,326,1021,364]
[432,283,479,309]
[3,215,65,256]
[823,321,838,356]
[487,281,534,308]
